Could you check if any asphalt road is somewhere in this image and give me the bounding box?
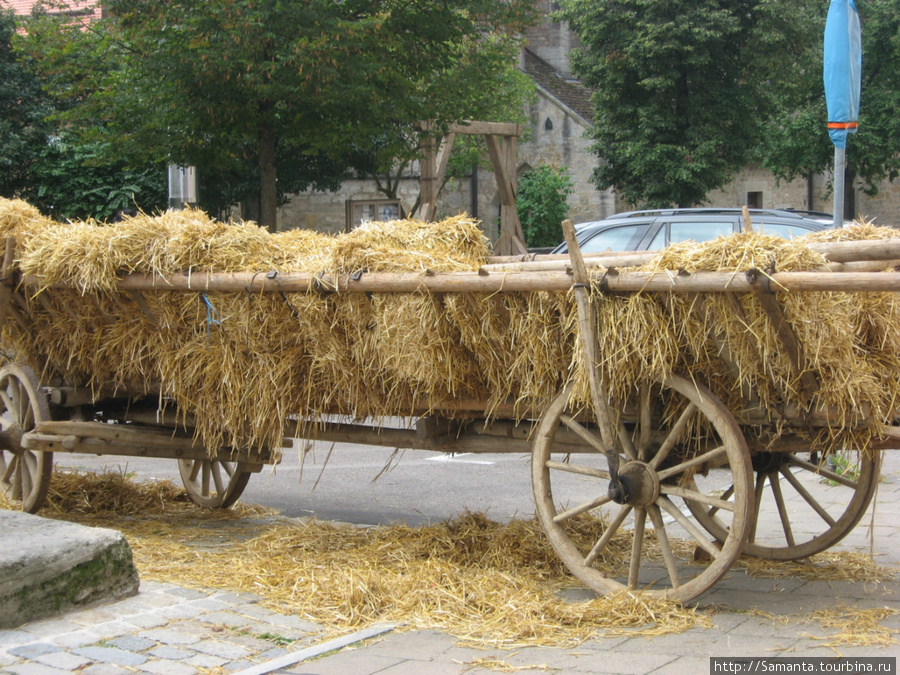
[51,438,540,526]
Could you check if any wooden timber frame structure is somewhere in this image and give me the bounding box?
[4,230,900,602]
[419,121,528,256]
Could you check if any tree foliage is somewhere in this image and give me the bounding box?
[762,0,900,197]
[0,10,51,198]
[516,165,573,248]
[558,0,812,209]
[21,0,535,229]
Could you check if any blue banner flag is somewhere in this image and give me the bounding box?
[823,0,862,149]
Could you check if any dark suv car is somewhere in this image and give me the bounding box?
[552,208,836,254]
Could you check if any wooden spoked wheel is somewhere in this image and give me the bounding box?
[532,374,754,603]
[0,364,53,513]
[177,458,253,509]
[687,449,881,560]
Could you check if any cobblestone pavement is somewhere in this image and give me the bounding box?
[2,451,899,675]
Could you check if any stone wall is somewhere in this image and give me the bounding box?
[706,163,899,227]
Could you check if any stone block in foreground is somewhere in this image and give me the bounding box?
[0,510,139,629]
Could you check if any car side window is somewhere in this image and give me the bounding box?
[755,223,815,239]
[648,221,734,249]
[579,224,649,253]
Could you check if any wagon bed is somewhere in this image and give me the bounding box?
[3,204,900,603]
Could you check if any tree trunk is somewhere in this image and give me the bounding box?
[258,105,278,233]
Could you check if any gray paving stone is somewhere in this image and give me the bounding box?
[252,614,321,633]
[183,653,228,669]
[73,645,148,667]
[136,660,199,675]
[254,646,291,661]
[124,614,170,630]
[50,630,100,649]
[374,661,463,675]
[79,665,133,675]
[86,621,138,640]
[17,619,82,639]
[66,609,117,626]
[164,587,207,601]
[7,644,60,660]
[147,646,194,660]
[137,629,201,646]
[0,631,37,648]
[651,655,715,674]
[33,651,93,670]
[283,650,403,675]
[189,640,249,660]
[360,630,454,660]
[156,604,207,621]
[184,599,231,613]
[0,662,72,675]
[195,611,252,628]
[106,635,157,652]
[230,604,277,620]
[223,659,256,672]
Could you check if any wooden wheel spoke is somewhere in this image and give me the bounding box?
[637,384,652,461]
[749,472,767,543]
[617,420,637,462]
[787,454,858,489]
[188,459,202,482]
[211,462,226,494]
[560,414,607,454]
[553,494,612,524]
[656,444,726,482]
[659,485,735,512]
[584,504,632,566]
[222,461,236,478]
[2,453,17,484]
[19,453,33,498]
[545,459,610,480]
[201,462,211,496]
[648,504,680,589]
[657,495,721,559]
[768,470,795,547]
[628,508,646,588]
[649,403,697,470]
[779,464,837,527]
[0,390,15,422]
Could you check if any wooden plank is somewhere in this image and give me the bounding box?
[448,121,523,137]
[0,237,15,332]
[94,268,900,294]
[21,434,273,466]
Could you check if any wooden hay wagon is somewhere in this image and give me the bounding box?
[2,202,900,603]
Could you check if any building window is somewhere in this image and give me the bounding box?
[544,117,554,131]
[747,191,763,209]
[346,199,401,230]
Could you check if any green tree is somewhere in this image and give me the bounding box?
[22,0,535,230]
[762,0,900,203]
[516,165,574,248]
[0,10,52,198]
[558,0,810,209]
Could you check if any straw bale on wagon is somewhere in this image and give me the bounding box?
[0,197,898,456]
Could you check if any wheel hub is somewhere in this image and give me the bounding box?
[610,460,660,507]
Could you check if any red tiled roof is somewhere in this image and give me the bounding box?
[1,0,100,20]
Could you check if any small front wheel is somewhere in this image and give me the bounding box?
[178,458,253,509]
[0,364,53,513]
